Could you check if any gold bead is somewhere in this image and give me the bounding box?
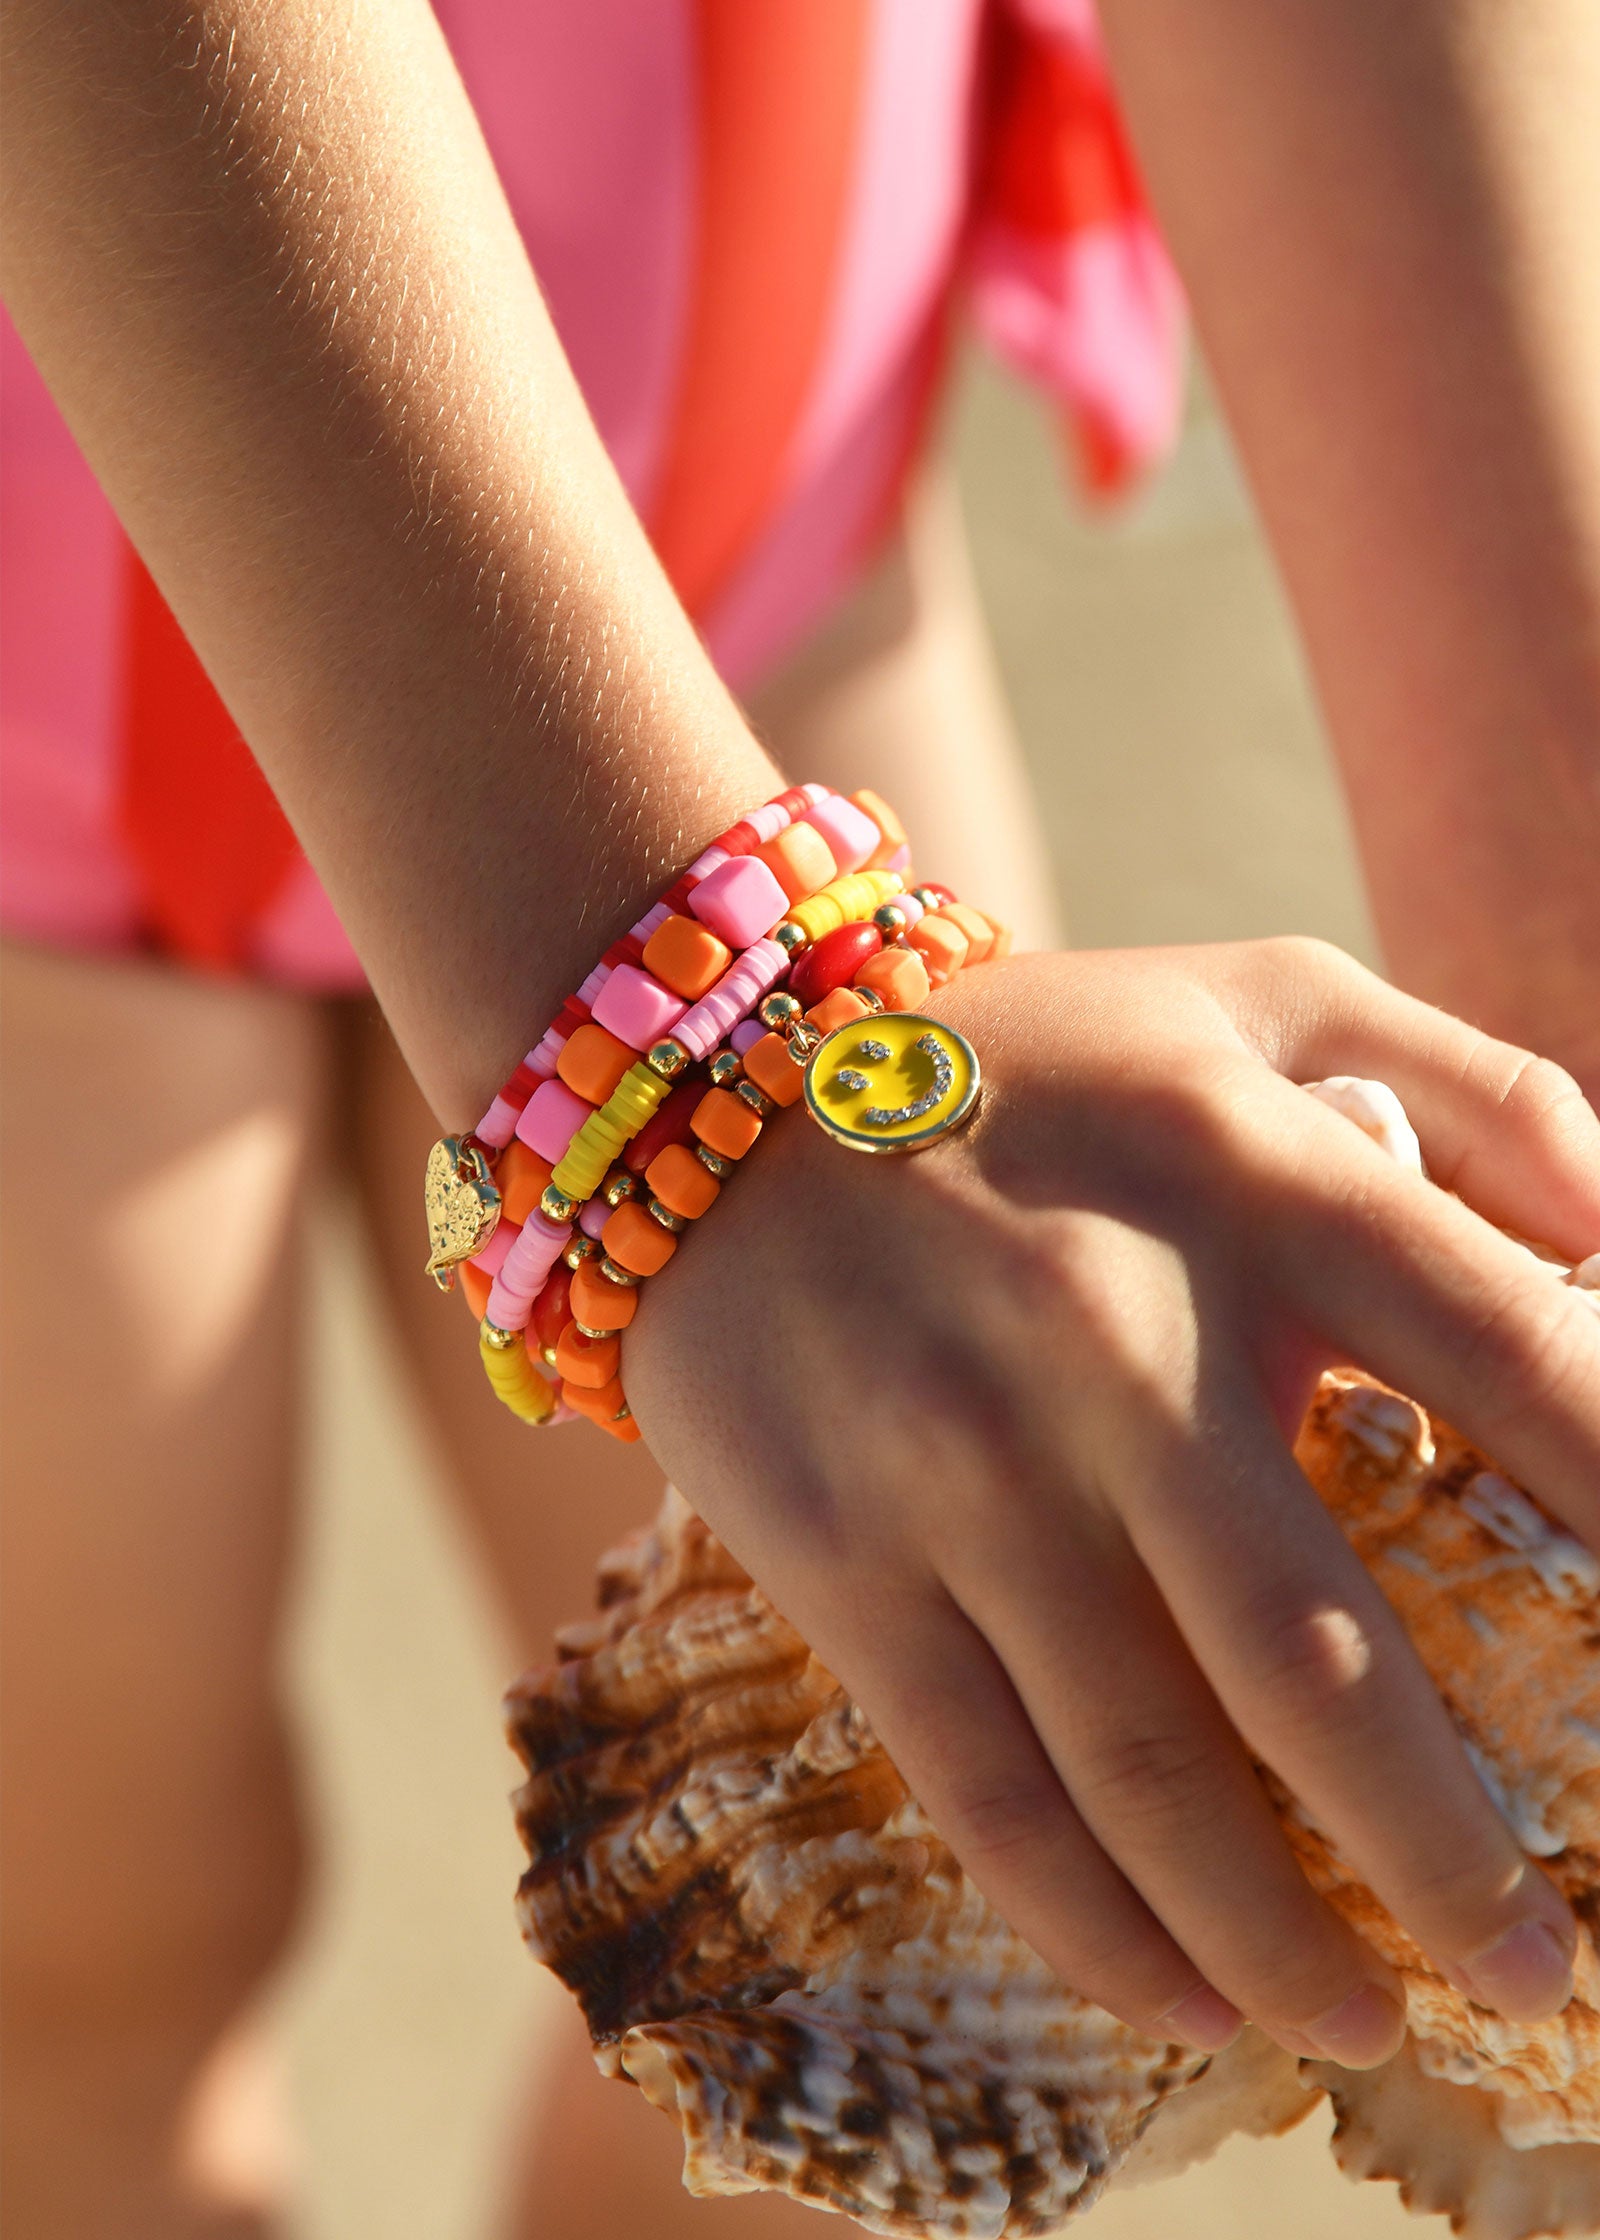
[481,1321,519,1352]
[573,1317,610,1341]
[540,1183,577,1223]
[873,903,909,940]
[603,1168,642,1208]
[614,1402,634,1422]
[695,1145,733,1179]
[910,886,941,911]
[734,1079,774,1118]
[772,920,807,955]
[646,1037,690,1081]
[707,1049,742,1089]
[646,1196,688,1233]
[540,1343,560,1368]
[855,985,887,1015]
[563,1235,602,1270]
[758,989,802,1030]
[598,1254,643,1287]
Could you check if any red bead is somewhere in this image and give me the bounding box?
[660,876,697,914]
[916,881,957,907]
[767,786,814,819]
[530,1265,573,1358]
[712,819,761,857]
[788,921,883,1010]
[601,933,645,969]
[554,996,592,1036]
[621,1075,704,1173]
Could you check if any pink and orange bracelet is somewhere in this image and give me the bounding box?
[422,785,1003,1438]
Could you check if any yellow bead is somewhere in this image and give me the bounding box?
[479,1324,556,1423]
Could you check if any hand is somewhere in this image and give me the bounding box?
[626,938,1600,2067]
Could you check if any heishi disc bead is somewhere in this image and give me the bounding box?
[569,1254,637,1330]
[530,1265,574,1360]
[853,943,931,1010]
[741,1031,806,1108]
[646,1140,723,1218]
[496,1140,555,1227]
[804,985,873,1034]
[787,920,882,1010]
[938,901,996,966]
[556,1021,638,1104]
[641,913,733,1001]
[602,1198,679,1276]
[691,1085,764,1160]
[907,911,970,988]
[756,820,837,903]
[554,1322,622,1389]
[621,1076,704,1173]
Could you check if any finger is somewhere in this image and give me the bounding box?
[949,1509,1410,2066]
[1118,1377,1579,2026]
[841,1582,1245,2053]
[1260,1088,1600,1546]
[1244,940,1600,1256]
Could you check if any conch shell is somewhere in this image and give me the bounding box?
[505,1082,1600,2238]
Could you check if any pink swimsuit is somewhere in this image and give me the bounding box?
[0,0,1181,987]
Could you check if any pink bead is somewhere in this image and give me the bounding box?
[894,890,926,928]
[887,842,912,874]
[730,1018,766,1056]
[578,1196,611,1240]
[800,781,832,807]
[674,938,786,1059]
[744,800,790,843]
[685,843,729,882]
[516,1076,594,1161]
[487,1212,569,1330]
[630,899,674,942]
[688,854,789,949]
[476,1095,520,1150]
[802,794,880,875]
[528,1026,567,1076]
[590,961,689,1051]
[577,962,611,1005]
[470,1216,520,1277]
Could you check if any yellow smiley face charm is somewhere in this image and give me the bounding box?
[802,1012,981,1153]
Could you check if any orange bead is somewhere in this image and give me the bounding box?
[940,902,994,966]
[805,985,872,1034]
[602,1197,679,1276]
[561,1373,628,1424]
[852,945,930,1010]
[907,912,969,988]
[554,1321,621,1389]
[642,913,732,1001]
[459,1262,492,1320]
[646,1140,721,1218]
[757,820,837,903]
[692,1085,764,1160]
[570,1254,637,1331]
[497,1139,555,1227]
[851,787,907,870]
[596,1408,643,1443]
[741,1031,805,1108]
[982,912,1013,959]
[557,1021,637,1105]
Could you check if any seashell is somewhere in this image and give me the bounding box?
[505,1083,1600,2239]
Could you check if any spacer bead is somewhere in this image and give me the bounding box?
[771,921,807,955]
[603,1169,643,1208]
[599,1255,643,1287]
[647,1196,688,1233]
[647,1038,690,1080]
[540,1184,577,1223]
[707,1050,742,1088]
[573,1317,611,1341]
[481,1321,519,1352]
[695,1145,733,1179]
[563,1234,602,1269]
[873,902,909,938]
[734,1079,774,1117]
[758,989,802,1030]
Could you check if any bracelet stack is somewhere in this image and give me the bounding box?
[423,783,1005,1440]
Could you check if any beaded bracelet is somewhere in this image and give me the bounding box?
[423,786,916,1419]
[530,885,1009,1437]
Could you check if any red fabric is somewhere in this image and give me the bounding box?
[115,540,299,972]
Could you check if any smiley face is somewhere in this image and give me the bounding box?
[802,1012,981,1153]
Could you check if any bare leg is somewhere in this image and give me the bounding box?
[0,943,327,2240]
[348,474,1051,2235]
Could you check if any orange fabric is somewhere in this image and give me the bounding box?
[646,0,872,618]
[116,541,299,970]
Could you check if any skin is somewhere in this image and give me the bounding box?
[4,0,1600,2170]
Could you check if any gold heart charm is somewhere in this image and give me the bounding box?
[424,1136,502,1289]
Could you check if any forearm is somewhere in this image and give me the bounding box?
[1099,0,1600,1080]
[0,0,774,1121]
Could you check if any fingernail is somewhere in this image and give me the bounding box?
[1303,1984,1407,2068]
[1458,1921,1574,2021]
[1158,1987,1243,2052]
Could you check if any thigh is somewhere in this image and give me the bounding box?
[0,941,327,2226]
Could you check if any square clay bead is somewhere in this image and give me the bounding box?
[802,793,880,874]
[516,1075,594,1162]
[557,1021,637,1104]
[642,912,732,1001]
[590,961,689,1051]
[757,820,836,903]
[687,854,789,949]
